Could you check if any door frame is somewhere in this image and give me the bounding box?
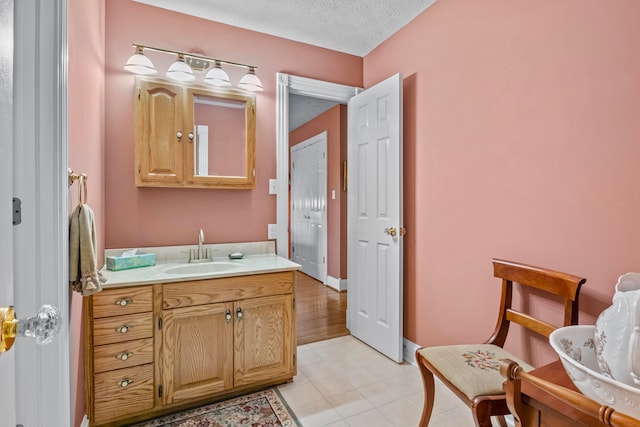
[290,132,328,283]
[275,73,361,258]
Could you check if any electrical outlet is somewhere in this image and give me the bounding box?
[269,179,277,195]
[268,224,277,239]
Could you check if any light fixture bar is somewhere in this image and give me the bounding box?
[133,44,258,71]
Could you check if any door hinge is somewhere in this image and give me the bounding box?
[157,317,162,330]
[12,197,21,225]
[158,385,163,397]
[323,256,326,264]
[293,353,296,367]
[292,246,295,253]
[293,297,296,309]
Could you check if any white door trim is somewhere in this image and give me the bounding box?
[12,0,71,425]
[275,73,361,258]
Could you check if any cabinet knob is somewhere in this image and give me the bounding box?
[116,325,130,334]
[115,298,132,307]
[188,131,194,142]
[116,378,133,388]
[116,351,133,361]
[236,308,243,319]
[225,310,232,322]
[176,130,183,140]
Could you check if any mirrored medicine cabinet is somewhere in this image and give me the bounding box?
[134,76,256,189]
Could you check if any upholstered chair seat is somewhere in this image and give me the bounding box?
[417,344,533,401]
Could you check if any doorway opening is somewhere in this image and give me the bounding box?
[275,74,360,343]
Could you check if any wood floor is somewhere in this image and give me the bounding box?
[296,272,349,345]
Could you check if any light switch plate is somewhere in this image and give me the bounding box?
[268,224,277,239]
[269,179,277,195]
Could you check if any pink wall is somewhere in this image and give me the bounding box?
[104,0,362,249]
[364,0,640,365]
[290,105,348,280]
[68,0,106,425]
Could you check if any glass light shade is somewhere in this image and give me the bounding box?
[238,68,263,92]
[123,48,157,75]
[204,63,231,87]
[166,55,195,82]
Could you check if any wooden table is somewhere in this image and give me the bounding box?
[520,360,606,427]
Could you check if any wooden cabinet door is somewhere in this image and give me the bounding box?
[135,79,185,185]
[233,294,295,386]
[161,302,233,405]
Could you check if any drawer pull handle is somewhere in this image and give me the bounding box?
[115,298,132,307]
[225,310,232,322]
[116,378,133,388]
[116,325,130,334]
[236,308,243,319]
[116,351,133,361]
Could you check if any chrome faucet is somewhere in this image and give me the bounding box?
[189,229,211,263]
[198,229,205,259]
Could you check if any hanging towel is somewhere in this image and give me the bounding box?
[70,203,106,296]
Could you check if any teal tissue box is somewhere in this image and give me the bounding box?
[106,253,156,271]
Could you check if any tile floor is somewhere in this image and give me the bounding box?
[277,335,477,427]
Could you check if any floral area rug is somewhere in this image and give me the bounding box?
[129,388,300,427]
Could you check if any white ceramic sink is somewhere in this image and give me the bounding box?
[163,261,240,275]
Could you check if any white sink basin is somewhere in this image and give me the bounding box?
[163,261,240,275]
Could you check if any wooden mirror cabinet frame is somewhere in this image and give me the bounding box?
[134,76,256,189]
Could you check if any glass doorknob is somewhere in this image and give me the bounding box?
[0,304,62,353]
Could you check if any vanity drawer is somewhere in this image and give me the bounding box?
[93,312,153,346]
[163,272,294,308]
[92,285,153,318]
[93,364,154,424]
[93,337,154,373]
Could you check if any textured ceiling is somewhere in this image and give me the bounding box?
[133,0,437,56]
[289,95,340,131]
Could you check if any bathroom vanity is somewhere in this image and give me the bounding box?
[84,243,300,427]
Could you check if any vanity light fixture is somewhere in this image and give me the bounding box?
[204,60,231,87]
[166,54,196,82]
[124,44,263,91]
[238,67,264,92]
[123,45,157,75]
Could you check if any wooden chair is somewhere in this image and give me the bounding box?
[500,359,640,427]
[415,258,586,427]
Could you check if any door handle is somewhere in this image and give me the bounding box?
[384,227,406,237]
[0,304,62,353]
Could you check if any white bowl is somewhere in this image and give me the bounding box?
[549,325,640,419]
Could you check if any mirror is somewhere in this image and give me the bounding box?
[193,94,247,177]
[135,77,256,189]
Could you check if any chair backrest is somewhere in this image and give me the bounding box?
[487,258,586,347]
[500,359,640,427]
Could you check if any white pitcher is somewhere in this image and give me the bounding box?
[595,272,640,387]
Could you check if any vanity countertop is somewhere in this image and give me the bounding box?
[101,241,301,288]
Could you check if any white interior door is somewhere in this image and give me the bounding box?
[348,74,403,363]
[0,1,71,426]
[291,132,327,283]
[0,1,17,424]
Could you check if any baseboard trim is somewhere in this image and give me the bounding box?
[403,337,420,366]
[80,415,89,427]
[326,275,347,291]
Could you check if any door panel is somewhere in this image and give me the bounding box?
[234,294,294,386]
[290,132,327,282]
[162,303,234,404]
[348,74,403,362]
[0,0,16,423]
